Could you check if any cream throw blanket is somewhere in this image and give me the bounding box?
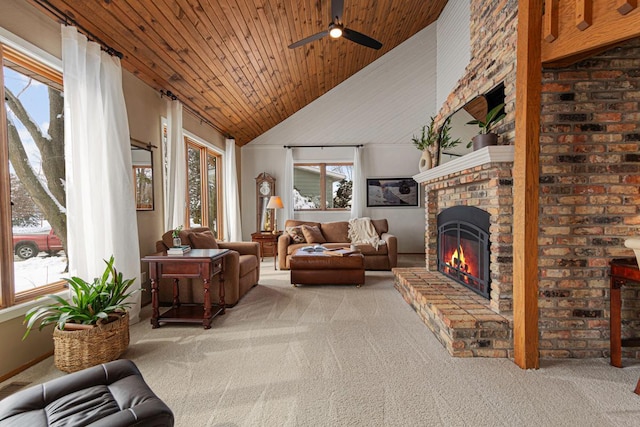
[348,217,384,250]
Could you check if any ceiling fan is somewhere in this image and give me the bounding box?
[288,0,382,50]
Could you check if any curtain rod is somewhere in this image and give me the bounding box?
[283,144,363,149]
[32,0,123,58]
[160,90,231,139]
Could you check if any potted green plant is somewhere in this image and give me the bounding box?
[412,116,438,171]
[23,256,141,372]
[172,225,183,247]
[466,103,506,150]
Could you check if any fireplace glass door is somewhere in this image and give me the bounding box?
[437,206,490,298]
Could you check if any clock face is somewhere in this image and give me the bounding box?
[259,181,271,196]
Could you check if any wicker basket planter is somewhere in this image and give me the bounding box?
[53,312,130,373]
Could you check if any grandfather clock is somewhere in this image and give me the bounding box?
[253,173,281,269]
[255,172,276,232]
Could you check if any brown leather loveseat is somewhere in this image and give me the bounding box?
[278,219,397,271]
[156,227,260,307]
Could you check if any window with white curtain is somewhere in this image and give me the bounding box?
[161,122,224,238]
[0,41,67,308]
[293,163,353,211]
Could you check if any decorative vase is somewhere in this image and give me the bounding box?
[472,133,498,151]
[172,237,181,247]
[418,149,432,172]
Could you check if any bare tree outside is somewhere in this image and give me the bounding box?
[4,66,67,254]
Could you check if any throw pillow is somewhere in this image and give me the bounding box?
[189,230,219,249]
[301,225,326,244]
[286,226,306,243]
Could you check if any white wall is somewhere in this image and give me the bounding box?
[242,24,439,253]
[436,0,471,109]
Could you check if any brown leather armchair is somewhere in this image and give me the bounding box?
[156,227,260,307]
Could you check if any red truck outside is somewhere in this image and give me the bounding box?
[12,229,63,259]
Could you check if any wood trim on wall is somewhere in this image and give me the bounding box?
[513,0,543,369]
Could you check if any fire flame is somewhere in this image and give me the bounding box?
[444,245,471,283]
[449,246,469,272]
[451,247,463,267]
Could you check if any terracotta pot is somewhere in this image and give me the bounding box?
[418,149,432,172]
[472,133,498,150]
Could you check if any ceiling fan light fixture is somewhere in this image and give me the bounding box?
[329,25,343,39]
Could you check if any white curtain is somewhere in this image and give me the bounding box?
[351,146,365,218]
[224,138,242,241]
[283,148,294,224]
[164,99,186,231]
[62,25,141,323]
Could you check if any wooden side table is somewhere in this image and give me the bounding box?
[609,258,640,369]
[251,231,282,269]
[142,248,229,329]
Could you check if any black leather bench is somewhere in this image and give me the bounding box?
[0,359,173,426]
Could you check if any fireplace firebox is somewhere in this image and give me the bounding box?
[437,206,491,298]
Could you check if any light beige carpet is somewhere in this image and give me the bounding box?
[4,257,640,426]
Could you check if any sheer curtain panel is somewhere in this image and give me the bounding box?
[283,148,294,223]
[164,99,186,231]
[62,25,141,322]
[351,146,364,218]
[224,138,242,241]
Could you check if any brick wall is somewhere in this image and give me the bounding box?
[435,0,518,143]
[539,38,640,358]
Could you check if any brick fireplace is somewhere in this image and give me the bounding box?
[394,146,515,357]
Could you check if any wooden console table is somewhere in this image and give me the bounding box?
[251,231,282,269]
[142,249,229,329]
[609,257,640,369]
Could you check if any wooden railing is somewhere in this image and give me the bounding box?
[542,0,640,66]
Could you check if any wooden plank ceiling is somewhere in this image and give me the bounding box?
[29,0,448,145]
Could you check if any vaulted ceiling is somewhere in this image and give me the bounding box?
[28,0,448,145]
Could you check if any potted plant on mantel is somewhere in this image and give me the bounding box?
[466,103,506,150]
[412,116,438,172]
[23,256,142,373]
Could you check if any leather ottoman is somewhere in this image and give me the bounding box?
[290,250,365,287]
[0,359,174,426]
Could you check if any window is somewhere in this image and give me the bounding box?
[293,163,353,211]
[185,135,223,238]
[1,43,67,308]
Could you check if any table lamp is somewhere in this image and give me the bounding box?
[266,196,284,234]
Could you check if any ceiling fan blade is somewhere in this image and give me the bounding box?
[288,30,329,49]
[331,0,344,23]
[342,28,382,50]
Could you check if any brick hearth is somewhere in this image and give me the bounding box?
[394,268,512,357]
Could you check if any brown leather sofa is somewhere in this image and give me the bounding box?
[156,227,260,307]
[278,219,397,271]
[0,359,173,426]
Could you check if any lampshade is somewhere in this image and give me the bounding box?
[266,196,284,209]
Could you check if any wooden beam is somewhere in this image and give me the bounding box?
[544,0,559,42]
[617,0,638,14]
[514,0,542,369]
[543,0,640,65]
[576,0,593,30]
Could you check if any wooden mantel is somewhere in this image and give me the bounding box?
[542,0,640,66]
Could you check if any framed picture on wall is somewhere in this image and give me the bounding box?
[366,177,419,207]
